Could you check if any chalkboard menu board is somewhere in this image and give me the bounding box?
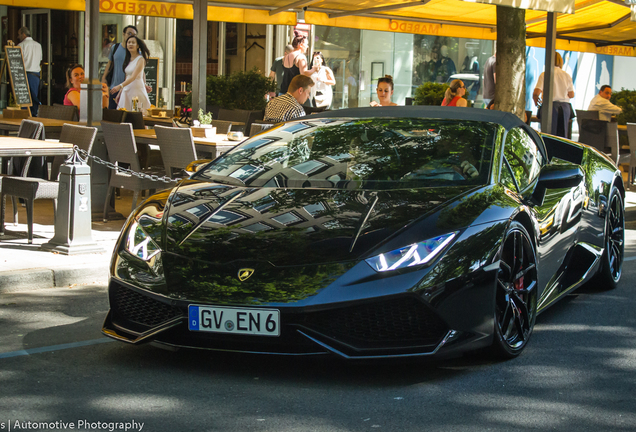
[144,57,158,106]
[4,46,32,107]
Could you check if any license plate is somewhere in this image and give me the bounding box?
[188,305,280,336]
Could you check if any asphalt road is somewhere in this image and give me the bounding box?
[1,231,636,432]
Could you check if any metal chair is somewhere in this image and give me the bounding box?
[154,125,198,178]
[0,124,97,244]
[101,122,175,221]
[38,104,79,121]
[211,120,233,134]
[103,108,126,123]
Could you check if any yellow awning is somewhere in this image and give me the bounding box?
[6,0,636,55]
[209,0,636,56]
[0,0,296,25]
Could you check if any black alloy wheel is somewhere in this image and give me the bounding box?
[492,221,538,359]
[597,186,624,289]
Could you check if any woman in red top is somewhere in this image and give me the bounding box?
[63,64,109,111]
[441,79,467,107]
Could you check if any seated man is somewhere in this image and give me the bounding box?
[264,75,314,123]
[588,85,622,121]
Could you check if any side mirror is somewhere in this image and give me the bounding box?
[531,163,584,206]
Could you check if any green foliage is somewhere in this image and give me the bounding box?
[414,82,449,106]
[182,69,276,111]
[610,88,636,125]
[198,109,213,125]
[224,68,276,110]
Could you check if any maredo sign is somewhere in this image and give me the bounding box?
[99,0,189,18]
[389,20,440,35]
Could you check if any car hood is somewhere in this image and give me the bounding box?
[162,180,478,267]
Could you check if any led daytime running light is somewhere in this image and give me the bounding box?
[366,232,457,272]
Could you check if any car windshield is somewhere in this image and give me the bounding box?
[194,118,496,190]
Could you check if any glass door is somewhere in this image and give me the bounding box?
[22,9,51,106]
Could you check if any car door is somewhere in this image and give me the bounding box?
[500,127,581,302]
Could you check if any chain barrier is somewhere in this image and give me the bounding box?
[73,146,182,184]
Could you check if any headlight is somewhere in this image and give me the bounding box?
[125,220,161,261]
[365,232,457,272]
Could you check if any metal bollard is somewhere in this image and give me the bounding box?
[41,152,104,255]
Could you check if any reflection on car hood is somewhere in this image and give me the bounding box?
[163,180,477,267]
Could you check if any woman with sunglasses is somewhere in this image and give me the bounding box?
[63,64,109,112]
[441,79,467,107]
[370,75,398,107]
[309,52,335,109]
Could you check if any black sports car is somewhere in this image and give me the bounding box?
[103,106,625,360]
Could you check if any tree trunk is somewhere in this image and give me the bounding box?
[495,6,526,121]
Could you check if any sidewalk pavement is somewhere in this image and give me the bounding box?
[0,197,129,293]
[1,189,635,294]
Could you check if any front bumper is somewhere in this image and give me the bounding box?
[102,278,481,359]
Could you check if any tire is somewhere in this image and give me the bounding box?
[491,221,538,359]
[595,186,624,290]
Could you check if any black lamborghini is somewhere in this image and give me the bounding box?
[103,106,625,360]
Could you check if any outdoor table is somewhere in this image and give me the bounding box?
[133,129,243,159]
[143,115,178,128]
[0,136,74,157]
[0,115,81,139]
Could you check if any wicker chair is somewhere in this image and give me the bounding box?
[103,108,126,123]
[154,125,198,178]
[211,120,233,134]
[38,104,78,121]
[101,122,175,221]
[249,122,275,137]
[122,111,145,129]
[0,124,97,243]
[0,120,43,236]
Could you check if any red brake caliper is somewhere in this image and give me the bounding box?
[514,276,524,291]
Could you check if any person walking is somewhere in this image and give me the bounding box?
[309,52,335,109]
[588,85,622,121]
[441,79,468,107]
[110,36,151,114]
[532,52,574,138]
[102,25,150,109]
[17,27,42,116]
[482,53,496,107]
[269,45,293,96]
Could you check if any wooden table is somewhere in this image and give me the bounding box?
[0,116,80,139]
[133,129,244,159]
[143,115,177,128]
[0,136,74,157]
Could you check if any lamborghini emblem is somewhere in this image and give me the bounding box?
[238,268,255,281]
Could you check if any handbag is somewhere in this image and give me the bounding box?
[104,43,120,86]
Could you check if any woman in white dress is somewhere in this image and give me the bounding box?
[110,35,151,114]
[309,52,335,109]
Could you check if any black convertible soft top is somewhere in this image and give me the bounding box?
[309,106,547,161]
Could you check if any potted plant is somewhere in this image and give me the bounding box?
[413,82,449,106]
[191,108,216,138]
